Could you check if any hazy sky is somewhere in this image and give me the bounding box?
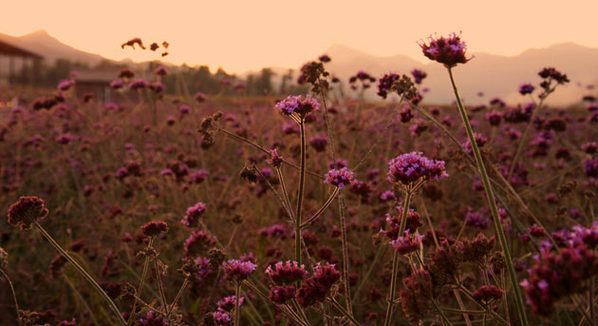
[2,0,597,73]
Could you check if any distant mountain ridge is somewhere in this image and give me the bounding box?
[322,42,598,105]
[0,30,106,66]
[1,30,596,104]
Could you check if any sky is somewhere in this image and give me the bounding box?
[2,0,597,73]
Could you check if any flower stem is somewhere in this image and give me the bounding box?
[338,195,353,313]
[507,97,545,180]
[447,67,529,326]
[0,268,19,322]
[235,282,241,326]
[383,191,412,326]
[295,119,306,267]
[34,222,126,325]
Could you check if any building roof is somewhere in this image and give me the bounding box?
[75,70,118,83]
[0,40,43,59]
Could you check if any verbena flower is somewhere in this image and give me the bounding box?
[296,262,340,307]
[217,295,244,311]
[265,260,307,284]
[390,230,422,255]
[274,95,319,116]
[7,196,49,230]
[181,202,207,227]
[519,83,535,95]
[387,152,448,186]
[419,33,471,68]
[472,285,503,303]
[212,310,231,325]
[324,167,355,189]
[141,221,168,237]
[223,259,257,282]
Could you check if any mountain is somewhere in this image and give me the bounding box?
[321,43,598,105]
[0,30,596,104]
[0,30,107,66]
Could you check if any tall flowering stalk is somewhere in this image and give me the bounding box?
[7,196,127,325]
[420,33,529,326]
[383,152,447,326]
[275,95,319,267]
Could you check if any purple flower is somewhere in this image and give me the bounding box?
[387,152,448,186]
[181,202,207,227]
[212,310,231,325]
[274,95,319,116]
[519,83,535,95]
[324,167,355,189]
[419,33,471,68]
[265,260,307,284]
[138,310,167,325]
[195,92,207,103]
[57,79,75,91]
[154,65,169,76]
[410,69,427,84]
[584,158,598,178]
[217,295,244,311]
[377,73,400,99]
[390,230,422,255]
[223,259,256,281]
[267,149,283,168]
[128,79,147,90]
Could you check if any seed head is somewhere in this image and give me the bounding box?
[7,196,48,230]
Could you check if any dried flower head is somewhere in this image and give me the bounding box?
[7,196,49,230]
[141,221,169,237]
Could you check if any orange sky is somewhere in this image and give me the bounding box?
[2,0,597,73]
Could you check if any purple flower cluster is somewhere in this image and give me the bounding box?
[180,202,207,227]
[411,69,427,84]
[267,148,283,168]
[390,230,422,255]
[377,73,400,99]
[419,33,471,68]
[265,260,307,284]
[296,262,341,307]
[138,310,167,326]
[222,259,257,282]
[521,231,598,316]
[519,83,535,95]
[324,167,356,189]
[274,95,319,116]
[387,152,448,186]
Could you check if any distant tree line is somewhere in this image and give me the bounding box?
[11,58,308,96]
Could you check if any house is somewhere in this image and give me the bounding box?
[0,39,43,84]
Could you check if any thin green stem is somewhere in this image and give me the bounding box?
[328,297,360,326]
[300,187,340,228]
[338,195,353,313]
[507,96,545,180]
[235,282,241,326]
[383,191,412,326]
[128,237,154,325]
[0,268,20,322]
[448,67,528,326]
[295,119,306,267]
[34,222,126,325]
